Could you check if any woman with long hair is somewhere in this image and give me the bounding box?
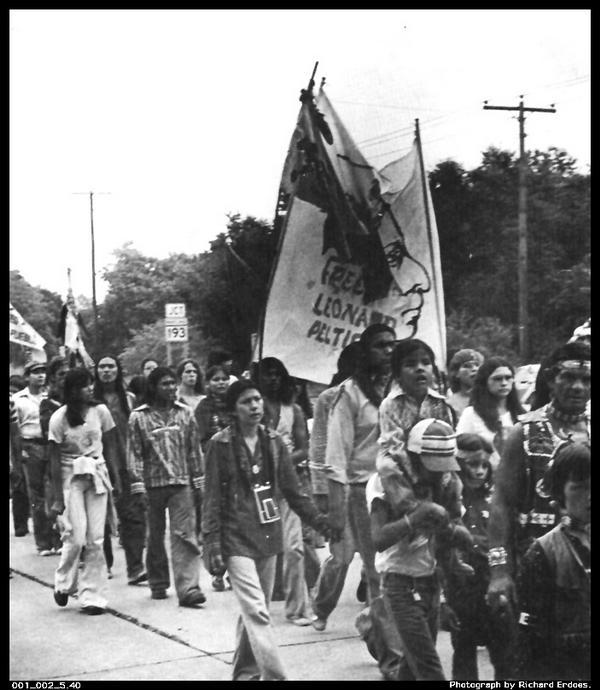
[195,363,232,592]
[176,358,205,411]
[48,367,121,614]
[202,379,331,679]
[195,364,231,453]
[456,356,525,469]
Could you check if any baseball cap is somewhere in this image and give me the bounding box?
[407,418,460,472]
[24,361,47,375]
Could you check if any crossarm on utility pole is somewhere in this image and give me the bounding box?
[482,98,556,361]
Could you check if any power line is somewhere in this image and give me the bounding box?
[483,97,556,361]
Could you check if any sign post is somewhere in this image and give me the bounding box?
[165,303,188,365]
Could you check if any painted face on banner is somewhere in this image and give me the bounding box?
[383,239,432,339]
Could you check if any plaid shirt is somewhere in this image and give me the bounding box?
[127,401,204,494]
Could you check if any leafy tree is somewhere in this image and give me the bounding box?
[118,319,223,380]
[430,146,589,363]
[446,310,520,366]
[194,214,280,368]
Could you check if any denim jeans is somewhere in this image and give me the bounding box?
[279,498,312,620]
[382,572,445,681]
[115,473,147,578]
[227,555,287,681]
[312,483,378,621]
[21,441,59,551]
[146,485,201,601]
[55,473,109,609]
[297,469,321,590]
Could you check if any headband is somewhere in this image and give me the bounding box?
[557,360,591,371]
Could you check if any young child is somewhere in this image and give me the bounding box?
[366,418,472,681]
[444,433,509,680]
[377,339,457,519]
[514,441,590,680]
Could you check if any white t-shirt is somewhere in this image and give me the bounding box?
[455,406,514,469]
[48,404,115,459]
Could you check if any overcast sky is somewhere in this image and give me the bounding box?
[9,9,590,303]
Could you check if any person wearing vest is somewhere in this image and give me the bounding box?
[202,379,333,680]
[254,357,316,626]
[485,340,590,676]
[514,441,590,680]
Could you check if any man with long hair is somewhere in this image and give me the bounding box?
[94,355,148,585]
[324,324,400,679]
[127,366,206,607]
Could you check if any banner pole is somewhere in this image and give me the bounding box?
[415,118,446,372]
[257,63,317,365]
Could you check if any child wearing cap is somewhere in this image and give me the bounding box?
[366,418,472,681]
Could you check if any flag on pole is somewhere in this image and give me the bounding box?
[57,270,94,368]
[260,85,446,384]
[9,304,47,355]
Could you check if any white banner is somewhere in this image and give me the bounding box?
[261,91,446,385]
[9,304,46,352]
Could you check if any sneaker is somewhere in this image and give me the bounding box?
[287,615,313,627]
[38,549,54,557]
[179,589,206,607]
[54,591,69,607]
[212,575,225,592]
[81,605,105,615]
[312,617,327,632]
[356,579,367,604]
[151,589,168,600]
[128,571,148,586]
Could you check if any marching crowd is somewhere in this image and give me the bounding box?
[9,325,590,681]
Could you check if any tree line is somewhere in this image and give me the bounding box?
[10,146,590,374]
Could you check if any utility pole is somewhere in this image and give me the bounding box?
[73,191,111,352]
[483,97,555,361]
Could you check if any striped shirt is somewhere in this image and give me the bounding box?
[127,401,204,494]
[10,394,18,425]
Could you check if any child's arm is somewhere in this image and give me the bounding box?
[370,497,450,552]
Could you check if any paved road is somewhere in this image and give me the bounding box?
[10,512,493,681]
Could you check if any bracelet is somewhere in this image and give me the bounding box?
[488,546,508,567]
